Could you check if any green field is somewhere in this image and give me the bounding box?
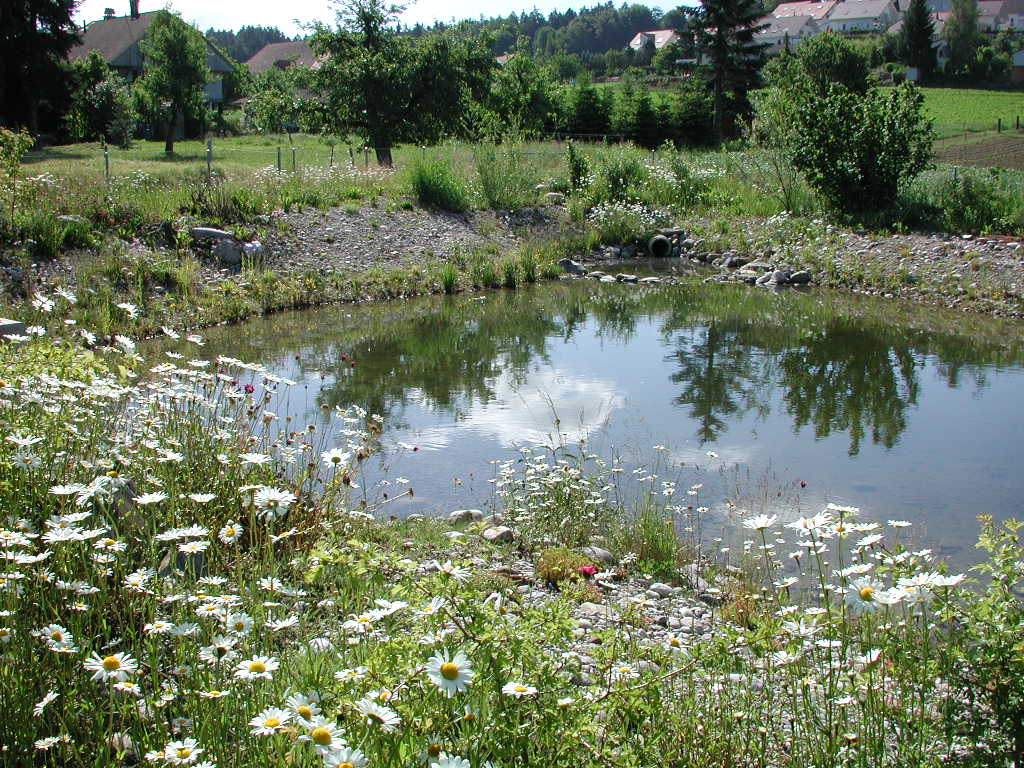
[920,87,1024,136]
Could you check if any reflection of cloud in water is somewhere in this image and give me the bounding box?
[403,368,625,450]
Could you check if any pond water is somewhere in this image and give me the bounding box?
[156,281,1024,568]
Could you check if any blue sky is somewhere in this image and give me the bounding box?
[72,0,657,36]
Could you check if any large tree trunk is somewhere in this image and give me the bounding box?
[369,131,392,167]
[164,106,176,154]
[712,76,724,145]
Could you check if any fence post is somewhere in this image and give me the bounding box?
[348,147,355,168]
[291,146,297,173]
[1017,116,1020,130]
[276,146,282,172]
[997,118,1002,133]
[103,143,110,184]
[330,145,334,167]
[363,147,369,169]
[206,139,212,184]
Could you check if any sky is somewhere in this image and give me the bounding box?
[72,0,628,37]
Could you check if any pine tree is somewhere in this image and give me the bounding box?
[1,0,80,131]
[696,0,769,143]
[901,0,938,79]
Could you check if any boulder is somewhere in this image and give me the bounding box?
[189,227,234,241]
[639,276,661,284]
[580,546,617,566]
[600,275,617,283]
[648,582,675,598]
[482,526,514,544]
[448,508,484,524]
[789,270,813,284]
[558,258,588,275]
[213,240,244,265]
[616,273,639,283]
[771,269,791,284]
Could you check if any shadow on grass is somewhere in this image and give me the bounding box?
[23,148,93,164]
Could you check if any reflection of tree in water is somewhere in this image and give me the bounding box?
[299,293,563,419]
[666,321,772,443]
[779,319,920,456]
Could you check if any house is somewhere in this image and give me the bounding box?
[755,15,821,52]
[245,41,318,74]
[68,3,234,103]
[771,1,838,21]
[1013,48,1024,82]
[628,29,683,51]
[822,0,903,31]
[887,11,948,36]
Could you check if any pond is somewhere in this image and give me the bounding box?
[155,281,1024,568]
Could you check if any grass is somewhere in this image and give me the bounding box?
[2,330,1022,767]
[920,87,1024,139]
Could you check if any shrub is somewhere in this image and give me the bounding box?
[903,168,1024,235]
[587,200,672,245]
[565,141,591,191]
[407,155,470,212]
[473,144,536,210]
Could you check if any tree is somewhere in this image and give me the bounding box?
[944,0,980,75]
[695,0,768,142]
[135,11,211,153]
[313,0,494,166]
[900,0,938,80]
[485,47,558,137]
[1,0,80,131]
[65,51,136,146]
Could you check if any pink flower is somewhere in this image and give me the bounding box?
[578,565,597,578]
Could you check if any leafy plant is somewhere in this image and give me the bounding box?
[0,127,34,222]
[473,143,536,210]
[407,155,470,212]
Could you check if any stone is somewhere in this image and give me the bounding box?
[771,269,791,284]
[589,271,607,278]
[576,601,614,618]
[0,318,26,341]
[558,258,587,275]
[723,255,749,269]
[789,270,812,284]
[616,273,638,283]
[600,275,617,283]
[545,192,566,204]
[242,241,264,262]
[189,227,234,241]
[448,508,484,524]
[581,546,617,566]
[648,582,675,598]
[405,514,426,522]
[755,273,773,285]
[213,239,244,265]
[680,564,710,593]
[481,513,504,526]
[745,261,771,272]
[482,526,513,544]
[638,276,661,284]
[621,245,637,259]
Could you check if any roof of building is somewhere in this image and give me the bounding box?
[825,0,896,22]
[69,10,159,63]
[772,1,838,20]
[888,11,947,34]
[757,14,820,36]
[630,29,681,46]
[245,40,317,73]
[68,10,233,72]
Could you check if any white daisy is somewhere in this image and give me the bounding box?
[425,649,474,697]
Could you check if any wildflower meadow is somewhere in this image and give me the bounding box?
[1,299,1023,768]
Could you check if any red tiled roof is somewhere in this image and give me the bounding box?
[245,41,316,73]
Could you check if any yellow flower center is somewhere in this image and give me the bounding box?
[249,661,266,673]
[859,587,875,602]
[50,631,63,641]
[225,528,236,537]
[297,705,312,719]
[669,637,681,647]
[176,748,192,759]
[440,662,460,681]
[264,717,281,728]
[515,685,528,693]
[428,744,442,757]
[208,690,221,696]
[311,727,332,745]
[102,655,121,671]
[339,764,354,768]
[233,622,245,631]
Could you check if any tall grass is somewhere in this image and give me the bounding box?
[407,154,471,212]
[473,143,538,210]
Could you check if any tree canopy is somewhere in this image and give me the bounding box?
[900,0,938,80]
[313,0,494,165]
[1,0,80,131]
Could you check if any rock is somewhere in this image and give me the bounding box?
[600,275,617,283]
[755,273,773,285]
[616,273,639,283]
[405,514,426,522]
[580,546,617,566]
[545,192,566,205]
[242,241,264,262]
[558,258,587,275]
[482,526,513,544]
[681,238,696,250]
[481,513,504,526]
[448,508,484,524]
[621,245,637,259]
[723,255,749,269]
[576,601,613,618]
[213,240,244,265]
[681,564,710,593]
[638,276,661,284]
[789,270,812,284]
[189,227,234,241]
[0,318,26,341]
[745,261,771,272]
[771,269,790,284]
[588,271,607,278]
[648,582,675,598]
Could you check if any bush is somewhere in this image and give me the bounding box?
[473,144,536,210]
[536,547,597,585]
[789,83,934,214]
[903,168,1024,234]
[407,155,470,212]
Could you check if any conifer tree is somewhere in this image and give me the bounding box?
[696,0,768,142]
[901,0,938,79]
[944,0,980,76]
